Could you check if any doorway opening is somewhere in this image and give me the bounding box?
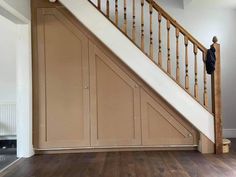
[0,1,33,172]
[0,14,18,171]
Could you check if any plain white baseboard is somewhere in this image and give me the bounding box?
[223,129,236,138]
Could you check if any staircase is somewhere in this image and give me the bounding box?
[53,0,222,153]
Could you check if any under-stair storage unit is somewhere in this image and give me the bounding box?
[32,1,198,151]
[33,0,223,153]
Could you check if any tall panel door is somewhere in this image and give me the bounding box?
[36,8,90,148]
[89,43,141,147]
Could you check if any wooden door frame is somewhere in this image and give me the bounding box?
[0,1,34,158]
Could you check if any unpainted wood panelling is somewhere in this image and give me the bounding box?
[89,43,141,146]
[141,89,198,145]
[32,1,199,150]
[36,8,90,148]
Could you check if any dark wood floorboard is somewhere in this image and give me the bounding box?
[1,139,236,177]
[0,148,17,171]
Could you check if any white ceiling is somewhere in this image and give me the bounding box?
[156,0,236,9]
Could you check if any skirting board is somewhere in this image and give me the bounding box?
[223,129,236,138]
[35,146,198,154]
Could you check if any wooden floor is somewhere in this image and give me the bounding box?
[0,148,17,171]
[1,139,236,177]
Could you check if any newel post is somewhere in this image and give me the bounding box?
[211,36,223,154]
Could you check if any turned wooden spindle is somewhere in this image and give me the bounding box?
[149,0,153,60]
[106,0,110,18]
[203,51,208,107]
[194,44,199,99]
[98,0,101,10]
[158,12,162,66]
[176,28,180,83]
[132,0,136,42]
[141,0,145,51]
[123,0,127,34]
[184,36,189,91]
[167,20,171,74]
[115,0,118,25]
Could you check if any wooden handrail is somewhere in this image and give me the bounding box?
[145,0,207,53]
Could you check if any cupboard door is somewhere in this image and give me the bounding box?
[89,43,141,147]
[36,8,90,148]
[141,89,197,146]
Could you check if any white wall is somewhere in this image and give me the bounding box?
[0,15,17,103]
[16,24,33,157]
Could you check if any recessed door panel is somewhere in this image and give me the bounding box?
[141,89,198,146]
[36,8,90,148]
[89,43,141,146]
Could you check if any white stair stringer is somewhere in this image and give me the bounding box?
[58,0,215,143]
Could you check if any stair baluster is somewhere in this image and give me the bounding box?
[132,0,136,42]
[97,0,101,10]
[149,0,153,59]
[106,0,109,17]
[184,36,189,92]
[158,12,162,66]
[194,45,199,100]
[203,52,208,107]
[115,0,118,25]
[167,20,171,74]
[123,0,127,34]
[176,28,180,83]
[141,0,145,51]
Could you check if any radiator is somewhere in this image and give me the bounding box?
[0,103,16,136]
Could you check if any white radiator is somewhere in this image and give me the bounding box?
[0,103,16,136]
